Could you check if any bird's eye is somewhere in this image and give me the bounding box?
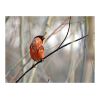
[30,44,33,48]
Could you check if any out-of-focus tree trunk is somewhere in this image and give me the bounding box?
[83,16,95,82]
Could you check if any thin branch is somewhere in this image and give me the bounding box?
[58,16,71,48]
[44,17,69,43]
[16,34,88,83]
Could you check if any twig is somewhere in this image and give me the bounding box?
[58,16,71,48]
[44,17,69,43]
[16,34,88,83]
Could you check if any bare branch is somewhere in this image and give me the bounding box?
[16,34,88,83]
[58,16,71,48]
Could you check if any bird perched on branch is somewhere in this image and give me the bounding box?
[30,35,45,61]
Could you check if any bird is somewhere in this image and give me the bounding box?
[30,35,45,61]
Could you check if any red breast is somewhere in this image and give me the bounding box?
[30,36,44,61]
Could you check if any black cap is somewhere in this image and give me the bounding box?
[35,35,45,41]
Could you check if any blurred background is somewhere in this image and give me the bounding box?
[5,16,95,83]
